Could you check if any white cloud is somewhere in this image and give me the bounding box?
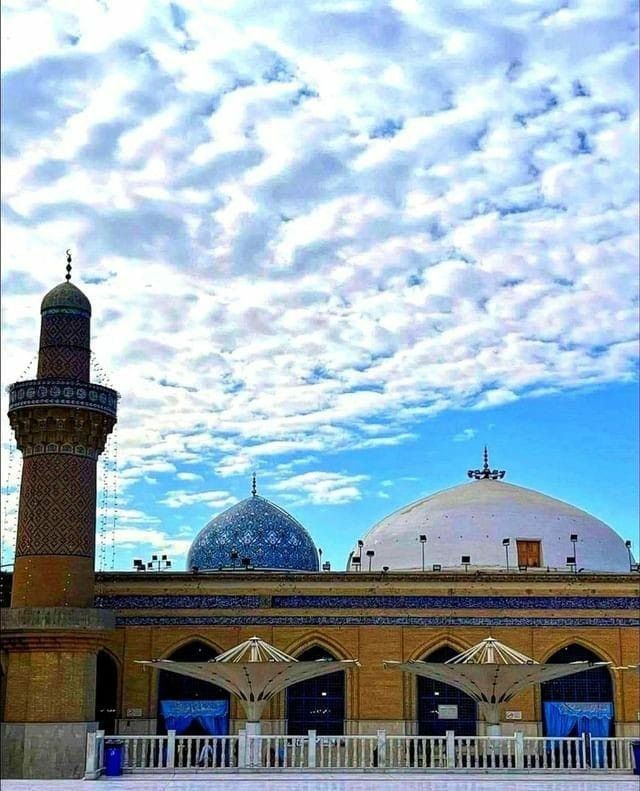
[176,471,204,481]
[159,490,236,510]
[453,428,477,442]
[0,1,637,565]
[271,471,369,505]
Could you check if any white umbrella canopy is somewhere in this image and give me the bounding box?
[138,636,359,725]
[384,637,609,730]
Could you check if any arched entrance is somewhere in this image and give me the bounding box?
[286,646,345,735]
[95,650,119,734]
[157,640,230,735]
[417,646,477,736]
[541,644,614,737]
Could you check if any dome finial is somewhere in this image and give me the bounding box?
[467,446,506,480]
[65,249,72,281]
[251,472,257,497]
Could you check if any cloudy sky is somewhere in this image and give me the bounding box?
[1,0,638,571]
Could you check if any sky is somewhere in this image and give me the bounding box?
[1,0,638,572]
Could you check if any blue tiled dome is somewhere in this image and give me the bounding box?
[186,495,319,572]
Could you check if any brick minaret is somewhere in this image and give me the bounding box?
[8,267,117,606]
[1,260,118,779]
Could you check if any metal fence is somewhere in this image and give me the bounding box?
[85,729,637,777]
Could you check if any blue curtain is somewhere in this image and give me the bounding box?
[160,700,229,735]
[544,702,612,737]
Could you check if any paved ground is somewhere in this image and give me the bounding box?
[2,773,638,791]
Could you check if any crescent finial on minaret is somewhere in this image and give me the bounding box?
[65,249,72,281]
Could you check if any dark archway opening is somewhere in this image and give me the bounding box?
[541,644,614,737]
[417,646,477,736]
[95,650,118,734]
[157,640,229,735]
[287,646,345,735]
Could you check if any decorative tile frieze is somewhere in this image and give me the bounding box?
[96,594,640,610]
[115,614,640,628]
[8,379,118,417]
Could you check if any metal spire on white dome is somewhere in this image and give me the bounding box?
[467,446,505,480]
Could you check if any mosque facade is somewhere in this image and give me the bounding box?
[0,274,638,779]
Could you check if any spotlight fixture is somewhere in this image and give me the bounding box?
[432,564,442,572]
[382,566,389,573]
[135,554,172,571]
[502,538,511,571]
[566,555,576,573]
[366,549,375,571]
[352,556,361,572]
[419,534,427,571]
[625,541,633,572]
[322,561,331,571]
[461,555,471,572]
[569,534,578,570]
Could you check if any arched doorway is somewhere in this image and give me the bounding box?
[286,646,345,735]
[417,646,477,736]
[157,640,230,736]
[541,644,614,737]
[95,650,119,734]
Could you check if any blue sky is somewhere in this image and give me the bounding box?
[1,0,638,571]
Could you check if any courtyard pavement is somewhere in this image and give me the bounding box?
[1,773,638,791]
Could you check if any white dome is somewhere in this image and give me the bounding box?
[356,479,630,573]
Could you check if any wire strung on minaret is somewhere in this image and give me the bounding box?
[1,437,19,569]
[110,423,119,571]
[90,351,114,388]
[98,446,108,572]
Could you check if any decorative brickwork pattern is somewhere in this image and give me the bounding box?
[37,313,90,380]
[15,454,96,558]
[39,313,90,351]
[36,346,90,380]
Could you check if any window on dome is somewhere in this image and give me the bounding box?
[516,539,541,568]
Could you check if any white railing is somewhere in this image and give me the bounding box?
[522,735,586,770]
[590,737,635,771]
[387,735,447,768]
[85,730,637,777]
[122,735,170,770]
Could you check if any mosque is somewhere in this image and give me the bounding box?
[0,270,638,779]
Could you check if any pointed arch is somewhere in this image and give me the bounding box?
[539,642,615,737]
[540,638,616,666]
[158,634,227,661]
[155,638,230,736]
[95,648,120,734]
[413,643,478,736]
[284,631,352,661]
[282,634,351,736]
[408,634,472,663]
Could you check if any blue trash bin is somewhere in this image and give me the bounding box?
[632,741,640,776]
[105,741,124,777]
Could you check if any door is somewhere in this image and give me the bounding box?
[516,540,541,568]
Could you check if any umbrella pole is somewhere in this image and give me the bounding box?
[244,720,262,766]
[479,703,502,736]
